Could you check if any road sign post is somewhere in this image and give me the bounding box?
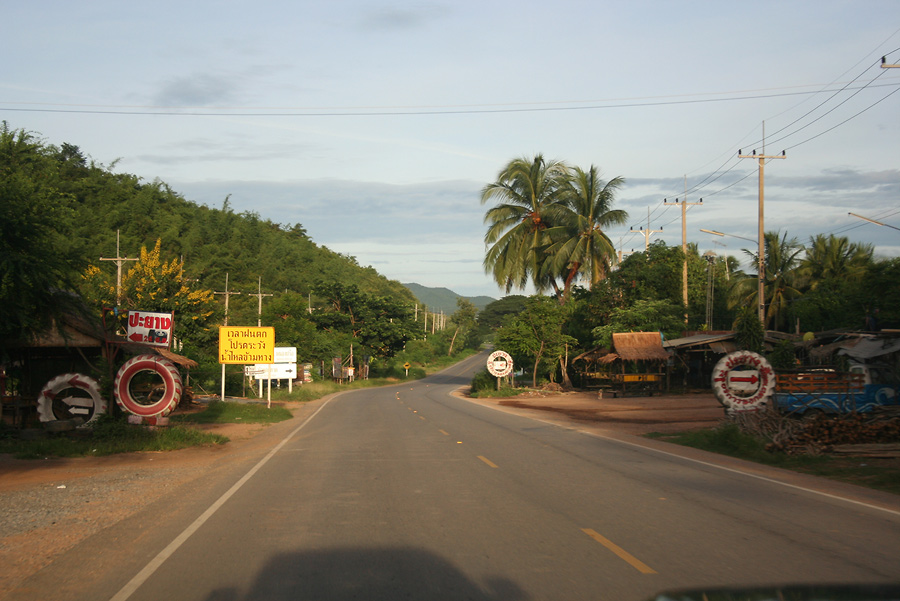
[486,350,514,390]
[218,327,275,401]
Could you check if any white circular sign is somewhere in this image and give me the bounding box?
[487,350,514,378]
[711,351,775,413]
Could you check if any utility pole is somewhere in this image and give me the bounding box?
[739,123,786,327]
[630,207,663,250]
[215,273,243,400]
[882,56,899,68]
[247,277,273,327]
[214,273,241,326]
[99,230,137,306]
[664,178,702,324]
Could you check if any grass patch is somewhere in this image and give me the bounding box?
[649,424,900,495]
[0,415,228,460]
[173,400,293,424]
[470,387,536,399]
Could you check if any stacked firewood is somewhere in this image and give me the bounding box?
[731,406,900,455]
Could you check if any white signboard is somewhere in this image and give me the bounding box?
[253,363,297,380]
[274,347,297,363]
[127,311,173,348]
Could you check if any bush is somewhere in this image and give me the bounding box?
[675,422,781,464]
[470,368,497,393]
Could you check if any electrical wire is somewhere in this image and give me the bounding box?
[651,48,900,221]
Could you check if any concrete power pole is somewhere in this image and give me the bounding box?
[99,230,137,306]
[248,277,273,327]
[630,207,663,250]
[214,273,241,326]
[739,123,786,327]
[665,178,702,324]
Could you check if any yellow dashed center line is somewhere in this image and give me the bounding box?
[477,455,499,468]
[581,528,657,574]
[439,429,450,436]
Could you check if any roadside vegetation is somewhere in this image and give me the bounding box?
[649,421,900,496]
[0,414,228,460]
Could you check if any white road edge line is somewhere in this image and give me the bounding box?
[584,428,900,518]
[108,398,334,601]
[464,398,900,519]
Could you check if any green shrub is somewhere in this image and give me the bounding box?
[470,368,497,393]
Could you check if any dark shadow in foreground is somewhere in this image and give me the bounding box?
[204,547,527,601]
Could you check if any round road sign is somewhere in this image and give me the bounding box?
[711,351,775,413]
[487,350,514,378]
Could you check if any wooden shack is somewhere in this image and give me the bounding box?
[575,332,669,396]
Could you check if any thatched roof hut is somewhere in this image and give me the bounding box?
[611,332,669,362]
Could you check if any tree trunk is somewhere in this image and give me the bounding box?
[532,342,544,388]
[558,354,573,389]
[447,326,460,356]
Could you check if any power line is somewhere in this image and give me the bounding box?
[656,57,898,206]
[1,82,898,118]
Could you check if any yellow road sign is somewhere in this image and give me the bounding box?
[218,326,275,364]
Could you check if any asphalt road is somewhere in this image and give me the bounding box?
[12,352,900,601]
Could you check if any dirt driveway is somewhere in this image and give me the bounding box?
[464,390,727,436]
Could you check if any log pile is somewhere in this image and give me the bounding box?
[730,407,900,456]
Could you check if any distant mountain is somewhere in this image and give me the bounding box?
[402,283,496,313]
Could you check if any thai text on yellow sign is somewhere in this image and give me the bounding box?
[218,327,275,364]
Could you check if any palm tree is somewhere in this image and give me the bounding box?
[543,166,627,301]
[801,234,872,287]
[481,155,569,293]
[730,231,804,330]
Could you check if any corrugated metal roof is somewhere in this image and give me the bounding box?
[663,333,735,349]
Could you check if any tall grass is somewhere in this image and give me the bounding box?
[650,424,900,495]
[173,401,292,424]
[0,414,228,459]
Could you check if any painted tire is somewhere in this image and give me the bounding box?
[37,373,106,427]
[114,355,182,417]
[711,351,775,413]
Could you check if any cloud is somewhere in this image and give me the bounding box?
[357,4,450,32]
[153,73,239,106]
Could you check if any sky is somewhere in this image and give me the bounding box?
[3,1,900,299]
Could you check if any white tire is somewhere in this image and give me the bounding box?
[114,355,182,418]
[37,373,106,427]
[711,351,775,413]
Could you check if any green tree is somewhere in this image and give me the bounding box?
[591,299,684,348]
[495,296,577,387]
[733,306,764,353]
[311,281,417,359]
[0,123,86,349]
[789,236,872,332]
[447,298,478,356]
[82,239,217,345]
[481,155,569,295]
[477,295,528,331]
[730,231,804,331]
[543,166,627,301]
[801,234,872,287]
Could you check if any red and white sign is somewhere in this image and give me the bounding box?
[487,350,514,378]
[711,351,775,412]
[727,370,760,392]
[127,311,173,348]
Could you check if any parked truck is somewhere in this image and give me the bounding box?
[773,363,898,415]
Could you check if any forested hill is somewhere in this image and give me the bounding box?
[8,127,417,316]
[401,283,495,313]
